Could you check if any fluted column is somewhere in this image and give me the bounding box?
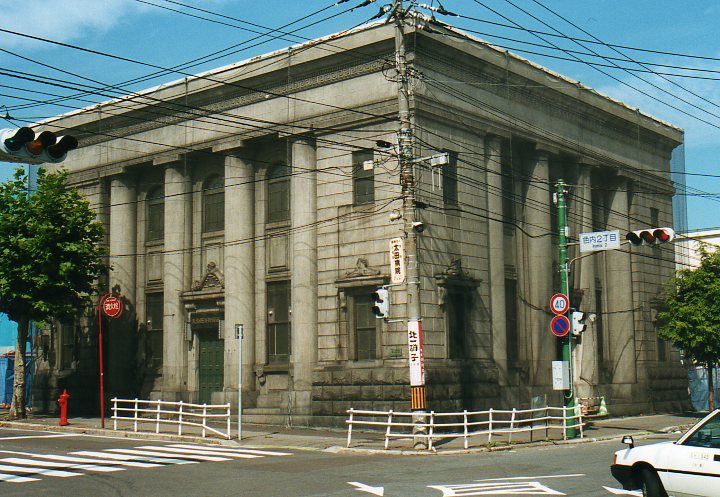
[605,176,636,384]
[224,154,256,404]
[485,135,507,384]
[290,136,318,414]
[573,165,598,397]
[525,150,554,386]
[108,175,137,301]
[163,162,192,397]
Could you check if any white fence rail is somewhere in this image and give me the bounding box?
[346,406,585,450]
[111,398,231,439]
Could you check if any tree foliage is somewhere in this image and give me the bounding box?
[658,246,720,410]
[0,168,106,418]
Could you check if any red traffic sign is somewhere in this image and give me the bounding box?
[101,295,124,318]
[550,293,569,315]
[550,315,571,337]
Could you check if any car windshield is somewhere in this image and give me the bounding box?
[681,411,720,449]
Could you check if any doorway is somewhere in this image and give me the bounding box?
[198,332,224,404]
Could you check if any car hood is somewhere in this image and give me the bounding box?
[614,441,674,465]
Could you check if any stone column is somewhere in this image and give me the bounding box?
[224,154,256,405]
[163,161,192,398]
[108,175,137,303]
[107,174,137,395]
[485,135,507,384]
[605,176,636,384]
[525,150,554,387]
[290,137,318,415]
[573,165,598,397]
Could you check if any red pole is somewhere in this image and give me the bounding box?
[98,293,108,429]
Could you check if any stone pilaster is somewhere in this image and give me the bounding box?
[605,176,636,384]
[485,135,507,384]
[290,137,318,414]
[162,162,192,398]
[524,150,553,387]
[223,154,256,404]
[108,175,137,302]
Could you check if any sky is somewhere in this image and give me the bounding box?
[1,0,719,232]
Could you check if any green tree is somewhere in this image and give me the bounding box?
[0,168,105,419]
[658,246,720,411]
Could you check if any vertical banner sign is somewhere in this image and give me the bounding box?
[407,320,425,386]
[389,237,406,284]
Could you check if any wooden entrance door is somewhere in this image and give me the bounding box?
[198,333,224,404]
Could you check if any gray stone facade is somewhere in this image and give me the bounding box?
[33,18,687,423]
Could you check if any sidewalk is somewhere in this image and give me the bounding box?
[0,411,704,454]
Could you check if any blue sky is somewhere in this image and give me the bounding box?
[1,0,719,231]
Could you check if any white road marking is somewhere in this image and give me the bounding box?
[0,462,82,478]
[348,481,385,496]
[134,445,261,459]
[71,450,196,465]
[19,453,159,468]
[603,486,642,496]
[0,457,120,473]
[0,434,76,441]
[429,481,565,496]
[167,444,292,456]
[104,448,230,462]
[473,474,586,482]
[0,472,40,483]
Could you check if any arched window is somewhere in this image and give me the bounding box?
[267,164,290,223]
[203,174,225,233]
[146,185,164,241]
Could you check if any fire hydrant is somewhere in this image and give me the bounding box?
[58,389,70,426]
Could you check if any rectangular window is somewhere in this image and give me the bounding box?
[354,294,377,360]
[147,200,164,241]
[650,207,659,228]
[352,150,375,205]
[267,281,291,364]
[447,288,468,359]
[60,322,75,370]
[595,285,605,363]
[146,292,164,369]
[203,192,224,232]
[442,151,458,207]
[505,278,519,363]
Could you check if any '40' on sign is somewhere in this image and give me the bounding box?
[102,295,124,318]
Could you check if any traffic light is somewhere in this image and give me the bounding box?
[371,288,390,318]
[0,126,78,164]
[571,311,586,335]
[626,227,675,246]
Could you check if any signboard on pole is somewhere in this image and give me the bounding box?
[550,315,571,337]
[389,237,405,284]
[101,295,123,318]
[579,230,621,253]
[550,293,569,315]
[407,320,425,386]
[552,360,570,390]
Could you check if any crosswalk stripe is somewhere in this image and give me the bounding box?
[71,451,196,465]
[28,454,159,468]
[167,444,292,456]
[105,448,230,462]
[0,462,81,478]
[0,456,123,473]
[134,445,260,459]
[0,472,40,483]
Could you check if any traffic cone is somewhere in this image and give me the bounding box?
[598,396,608,416]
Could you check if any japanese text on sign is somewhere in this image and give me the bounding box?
[407,320,425,386]
[579,230,621,253]
[389,237,406,284]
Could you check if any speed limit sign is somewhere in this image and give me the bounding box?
[550,293,569,315]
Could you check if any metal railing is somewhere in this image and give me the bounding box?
[346,406,585,450]
[111,398,231,439]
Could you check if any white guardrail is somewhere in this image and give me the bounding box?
[346,406,585,450]
[111,398,231,439]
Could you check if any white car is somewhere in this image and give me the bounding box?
[611,409,720,497]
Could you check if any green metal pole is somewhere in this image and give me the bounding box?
[556,179,576,438]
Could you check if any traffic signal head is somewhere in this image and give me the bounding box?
[0,127,78,164]
[571,311,586,335]
[626,227,675,246]
[371,287,390,318]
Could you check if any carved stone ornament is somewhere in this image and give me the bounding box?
[434,257,479,306]
[345,258,381,277]
[436,257,470,280]
[191,261,225,291]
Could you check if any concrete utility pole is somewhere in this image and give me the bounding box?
[556,180,577,438]
[392,0,427,450]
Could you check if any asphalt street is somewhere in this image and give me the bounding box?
[0,426,679,496]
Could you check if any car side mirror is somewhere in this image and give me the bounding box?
[622,435,635,449]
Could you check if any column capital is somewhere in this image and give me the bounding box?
[212,139,247,155]
[153,154,183,166]
[288,132,316,148]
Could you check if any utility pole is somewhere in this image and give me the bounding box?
[556,180,577,438]
[392,0,427,450]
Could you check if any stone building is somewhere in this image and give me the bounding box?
[35,16,687,423]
